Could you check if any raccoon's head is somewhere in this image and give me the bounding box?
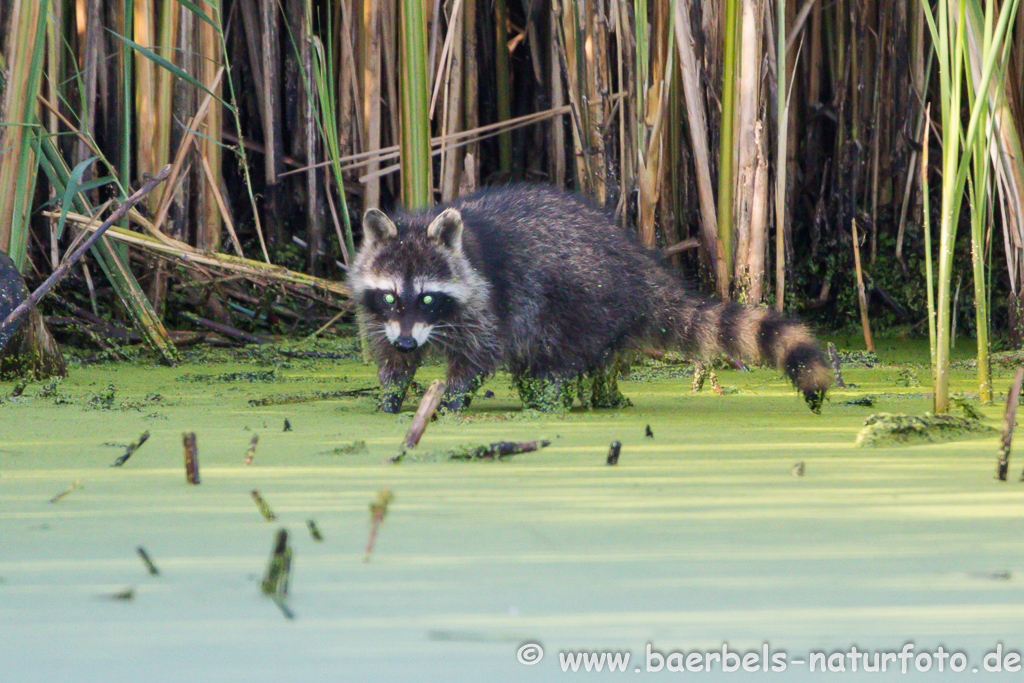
[350,207,487,353]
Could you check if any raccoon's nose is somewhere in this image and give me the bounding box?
[393,335,419,353]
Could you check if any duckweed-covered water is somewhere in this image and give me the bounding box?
[1,337,1022,681]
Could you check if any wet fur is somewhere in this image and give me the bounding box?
[350,185,831,413]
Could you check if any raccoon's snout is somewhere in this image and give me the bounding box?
[393,335,419,353]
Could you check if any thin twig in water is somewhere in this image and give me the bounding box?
[49,479,84,503]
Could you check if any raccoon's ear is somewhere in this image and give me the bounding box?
[362,209,398,247]
[426,208,464,253]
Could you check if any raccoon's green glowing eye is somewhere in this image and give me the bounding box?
[422,295,433,305]
[383,293,396,304]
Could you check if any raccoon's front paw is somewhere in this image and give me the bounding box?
[439,393,471,413]
[379,390,405,414]
[803,388,826,414]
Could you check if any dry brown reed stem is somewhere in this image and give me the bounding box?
[251,489,276,521]
[402,379,446,451]
[49,479,84,504]
[428,0,465,117]
[152,67,224,234]
[851,218,875,353]
[198,2,223,253]
[279,100,586,180]
[996,367,1023,481]
[733,0,764,297]
[636,0,674,250]
[358,106,578,182]
[192,137,244,256]
[363,488,394,562]
[112,430,150,467]
[182,432,200,484]
[34,96,105,162]
[136,547,159,575]
[44,210,349,299]
[746,124,769,303]
[439,0,466,201]
[672,0,720,288]
[360,0,383,212]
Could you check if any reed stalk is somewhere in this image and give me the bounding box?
[494,0,512,175]
[672,0,719,286]
[0,0,48,270]
[774,0,788,311]
[717,0,740,297]
[399,0,432,209]
[922,0,1020,413]
[964,0,1022,403]
[197,0,223,253]
[733,0,764,302]
[921,104,937,376]
[362,0,383,210]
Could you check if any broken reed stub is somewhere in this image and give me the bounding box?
[363,488,395,562]
[392,379,446,462]
[997,367,1024,481]
[243,433,258,465]
[49,479,84,503]
[606,440,622,466]
[251,489,276,521]
[403,380,446,449]
[261,528,292,598]
[182,432,200,484]
[137,546,159,575]
[112,430,150,467]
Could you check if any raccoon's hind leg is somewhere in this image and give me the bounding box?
[514,370,578,412]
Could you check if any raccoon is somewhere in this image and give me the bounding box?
[349,185,831,414]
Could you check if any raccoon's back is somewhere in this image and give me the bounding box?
[438,186,657,372]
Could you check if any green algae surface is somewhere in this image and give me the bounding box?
[1,339,1023,681]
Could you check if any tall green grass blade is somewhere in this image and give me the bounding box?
[108,31,234,113]
[922,0,1018,411]
[32,136,177,364]
[55,156,99,240]
[173,0,220,33]
[303,2,354,262]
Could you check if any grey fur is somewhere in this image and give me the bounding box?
[350,185,831,413]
